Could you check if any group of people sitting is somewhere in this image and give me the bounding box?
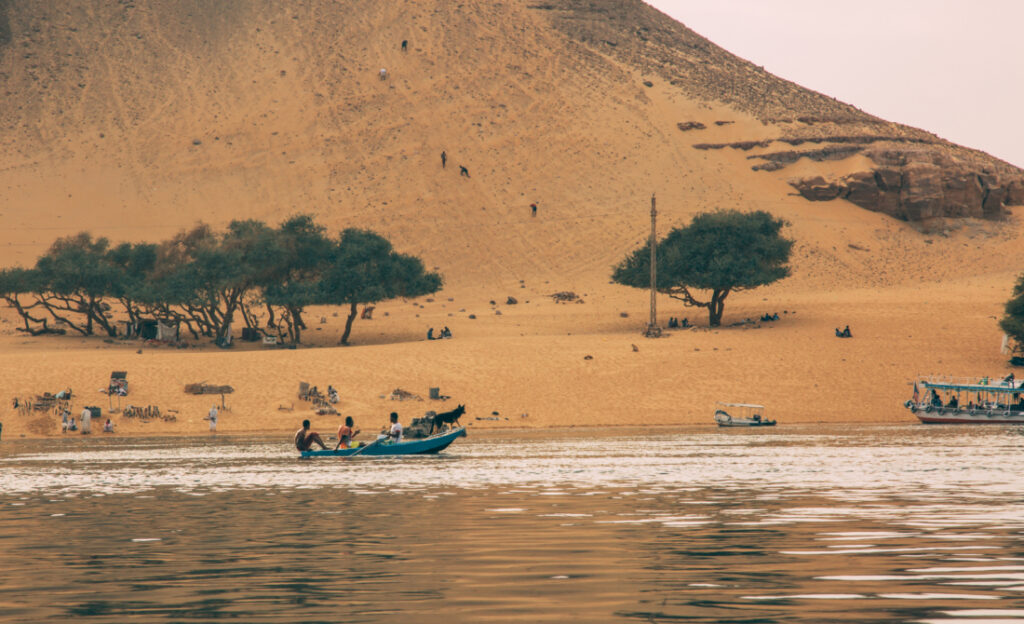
[294,412,405,452]
[427,326,452,340]
[834,325,853,338]
[60,407,115,434]
[666,317,689,329]
[760,312,781,322]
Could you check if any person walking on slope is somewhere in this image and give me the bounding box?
[459,165,470,178]
[441,151,447,168]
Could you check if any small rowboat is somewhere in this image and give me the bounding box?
[301,427,467,458]
[714,402,776,427]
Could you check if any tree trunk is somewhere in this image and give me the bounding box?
[339,302,358,345]
[288,305,303,344]
[265,302,277,329]
[707,288,729,327]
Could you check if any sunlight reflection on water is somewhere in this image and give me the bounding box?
[1,424,1023,623]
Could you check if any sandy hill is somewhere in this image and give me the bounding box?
[0,0,1022,439]
[2,0,1022,289]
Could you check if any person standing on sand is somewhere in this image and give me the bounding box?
[401,39,408,52]
[530,203,537,217]
[441,151,447,168]
[80,407,92,435]
[295,419,329,451]
[206,405,218,432]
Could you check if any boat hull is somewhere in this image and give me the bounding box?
[301,427,466,457]
[916,413,1024,424]
[716,420,776,428]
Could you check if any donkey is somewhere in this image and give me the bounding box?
[429,404,466,435]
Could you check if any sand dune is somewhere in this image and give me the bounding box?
[0,0,1021,440]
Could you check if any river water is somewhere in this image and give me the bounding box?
[2,425,1023,623]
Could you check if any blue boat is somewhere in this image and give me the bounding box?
[300,427,467,458]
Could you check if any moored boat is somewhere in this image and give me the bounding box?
[905,375,1024,424]
[301,426,467,457]
[714,402,776,427]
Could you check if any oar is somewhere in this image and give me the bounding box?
[344,437,382,459]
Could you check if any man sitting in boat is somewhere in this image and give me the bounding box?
[295,419,330,451]
[335,416,361,450]
[381,412,403,443]
[947,395,959,409]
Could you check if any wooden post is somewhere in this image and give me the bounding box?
[646,194,661,338]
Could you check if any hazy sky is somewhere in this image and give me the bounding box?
[646,0,1024,168]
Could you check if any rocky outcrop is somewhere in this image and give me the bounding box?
[676,121,706,132]
[790,146,1022,223]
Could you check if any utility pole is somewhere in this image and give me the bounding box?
[645,193,661,338]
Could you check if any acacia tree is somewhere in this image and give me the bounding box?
[612,210,793,327]
[319,229,442,345]
[1000,272,1024,357]
[145,221,280,343]
[0,267,53,334]
[261,215,334,344]
[33,233,121,336]
[105,242,158,330]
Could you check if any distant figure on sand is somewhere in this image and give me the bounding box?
[842,325,852,338]
[207,405,218,432]
[530,203,537,217]
[103,419,114,433]
[441,151,447,168]
[379,68,388,81]
[80,407,92,435]
[295,419,329,451]
[459,165,470,178]
[401,39,408,52]
[427,327,435,340]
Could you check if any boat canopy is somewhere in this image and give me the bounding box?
[920,380,1021,395]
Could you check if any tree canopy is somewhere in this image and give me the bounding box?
[1000,272,1024,356]
[612,210,793,327]
[319,229,443,344]
[0,217,442,345]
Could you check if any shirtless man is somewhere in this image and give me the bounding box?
[295,419,329,451]
[335,416,361,450]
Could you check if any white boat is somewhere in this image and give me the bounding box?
[904,375,1024,424]
[714,402,775,427]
